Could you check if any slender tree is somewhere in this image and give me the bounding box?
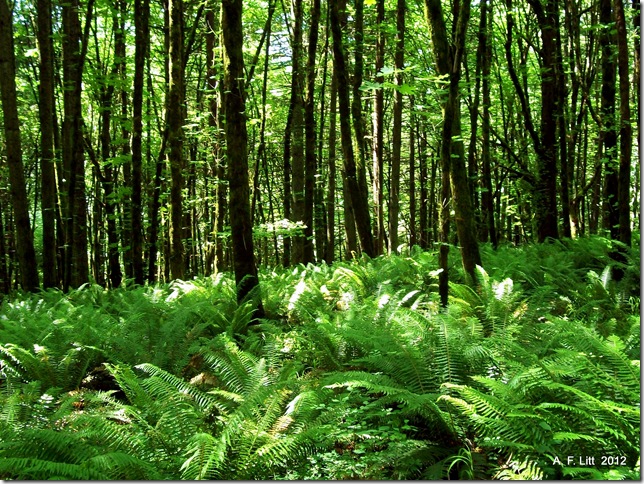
[222,0,264,315]
[36,0,58,288]
[0,0,40,291]
[304,0,321,262]
[61,0,91,289]
[614,0,631,246]
[167,0,185,280]
[371,0,385,255]
[598,0,618,239]
[330,0,375,257]
[424,0,481,296]
[388,0,405,254]
[131,0,150,284]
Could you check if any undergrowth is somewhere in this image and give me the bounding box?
[0,236,639,480]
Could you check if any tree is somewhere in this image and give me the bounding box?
[614,0,632,246]
[131,0,150,284]
[304,0,321,262]
[61,0,92,289]
[330,0,374,258]
[167,0,185,280]
[388,0,405,254]
[221,0,264,315]
[0,0,39,291]
[35,0,58,288]
[424,0,481,299]
[371,0,385,255]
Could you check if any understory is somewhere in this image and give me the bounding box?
[0,236,640,480]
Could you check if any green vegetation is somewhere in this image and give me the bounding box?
[0,237,640,480]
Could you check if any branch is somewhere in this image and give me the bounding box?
[504,0,542,155]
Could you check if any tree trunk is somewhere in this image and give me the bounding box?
[325,69,338,263]
[418,127,429,249]
[479,0,497,247]
[131,0,150,284]
[0,0,40,291]
[409,110,417,246]
[222,0,264,316]
[424,0,481,291]
[288,0,306,264]
[61,0,90,290]
[96,8,125,288]
[351,0,370,226]
[614,0,632,246]
[598,0,619,239]
[304,0,321,263]
[36,0,58,288]
[372,0,385,255]
[330,0,374,257]
[168,0,185,280]
[388,0,405,254]
[526,0,560,242]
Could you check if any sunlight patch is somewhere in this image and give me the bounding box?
[288,279,307,311]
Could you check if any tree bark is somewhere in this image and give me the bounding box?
[330,0,374,257]
[424,0,481,292]
[167,0,185,280]
[61,0,90,290]
[614,0,632,246]
[222,0,264,316]
[288,0,306,265]
[598,0,618,239]
[131,0,150,284]
[0,0,40,291]
[304,0,321,263]
[36,0,58,288]
[372,0,385,255]
[479,0,496,247]
[325,70,338,263]
[388,0,405,254]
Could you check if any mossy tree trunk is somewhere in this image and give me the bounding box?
[222,0,264,317]
[0,0,40,291]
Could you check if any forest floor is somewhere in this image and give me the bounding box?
[0,236,640,480]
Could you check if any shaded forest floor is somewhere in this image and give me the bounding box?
[0,236,640,479]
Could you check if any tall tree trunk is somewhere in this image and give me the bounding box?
[0,0,40,291]
[330,0,374,257]
[288,0,306,264]
[598,0,618,239]
[325,69,338,263]
[131,0,150,284]
[351,0,369,223]
[409,110,417,246]
[388,0,405,254]
[526,0,560,242]
[418,127,429,249]
[168,0,185,280]
[555,5,571,238]
[96,7,125,288]
[304,0,321,263]
[205,7,227,273]
[0,201,8,293]
[479,0,496,247]
[222,0,264,316]
[614,0,631,246]
[314,10,329,262]
[36,0,58,288]
[371,0,385,255]
[61,0,90,290]
[424,0,481,293]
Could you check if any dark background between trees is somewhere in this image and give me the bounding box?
[0,0,639,302]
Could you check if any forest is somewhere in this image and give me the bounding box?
[0,0,640,479]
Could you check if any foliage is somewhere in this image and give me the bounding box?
[0,237,640,479]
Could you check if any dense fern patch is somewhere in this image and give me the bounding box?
[0,237,639,479]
